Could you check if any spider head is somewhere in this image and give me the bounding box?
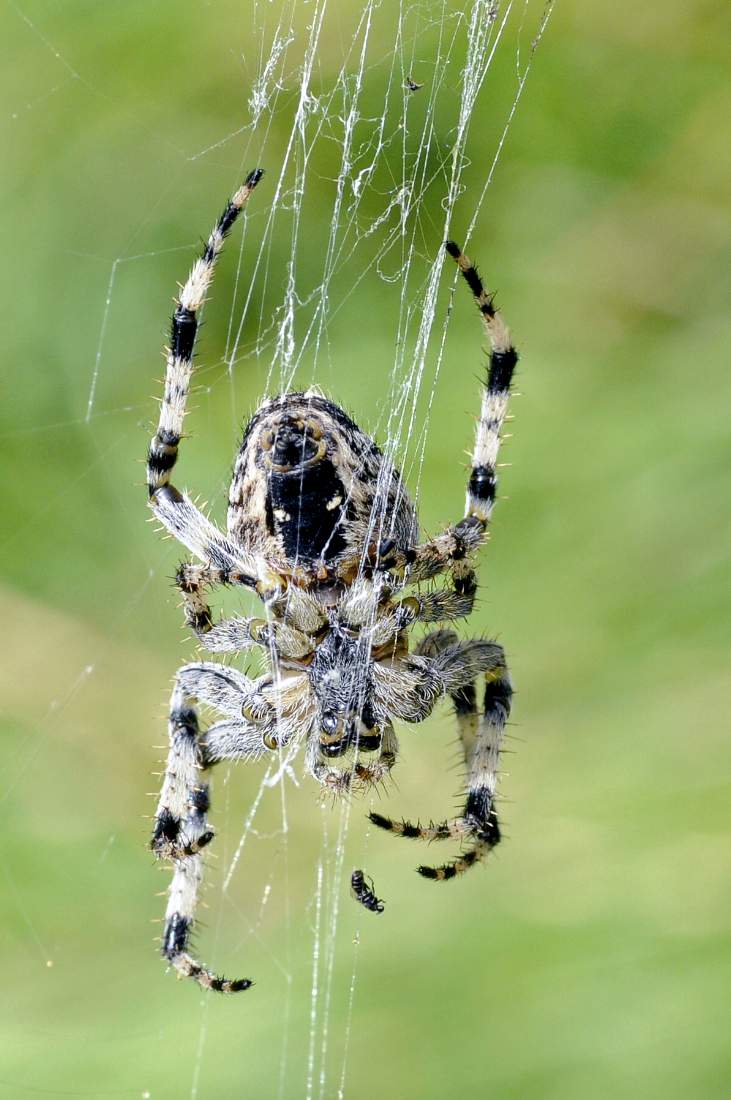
[309,627,382,758]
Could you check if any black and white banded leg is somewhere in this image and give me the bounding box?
[152,663,267,993]
[146,171,275,599]
[378,239,518,584]
[147,169,263,503]
[369,633,512,880]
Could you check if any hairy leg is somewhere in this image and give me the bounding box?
[377,240,518,585]
[152,664,267,993]
[370,634,512,880]
[146,171,262,501]
[145,173,279,599]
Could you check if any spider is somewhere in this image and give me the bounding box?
[148,169,517,993]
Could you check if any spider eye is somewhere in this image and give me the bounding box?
[321,713,339,735]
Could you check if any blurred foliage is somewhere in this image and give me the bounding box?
[1,1,729,1097]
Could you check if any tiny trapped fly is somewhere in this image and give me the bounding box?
[350,870,385,914]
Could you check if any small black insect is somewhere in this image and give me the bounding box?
[404,76,424,92]
[351,869,385,914]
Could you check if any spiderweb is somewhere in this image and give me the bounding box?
[2,1,554,1096]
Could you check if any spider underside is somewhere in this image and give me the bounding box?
[147,169,517,993]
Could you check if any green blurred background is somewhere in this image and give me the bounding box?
[1,1,729,1097]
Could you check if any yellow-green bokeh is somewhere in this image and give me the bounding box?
[1,2,729,1097]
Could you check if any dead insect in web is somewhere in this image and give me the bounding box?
[404,77,424,92]
[351,869,385,914]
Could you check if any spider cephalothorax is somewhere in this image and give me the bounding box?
[148,170,517,993]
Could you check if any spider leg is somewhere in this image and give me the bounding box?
[146,171,277,597]
[200,718,270,764]
[377,240,518,584]
[200,617,315,659]
[175,564,314,658]
[366,578,475,653]
[371,651,444,723]
[389,575,478,632]
[371,638,498,725]
[152,487,261,586]
[147,170,262,502]
[369,635,512,880]
[152,664,267,993]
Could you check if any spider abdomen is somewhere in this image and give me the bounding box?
[265,456,348,563]
[227,391,418,573]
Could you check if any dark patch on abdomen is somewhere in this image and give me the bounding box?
[266,459,347,563]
